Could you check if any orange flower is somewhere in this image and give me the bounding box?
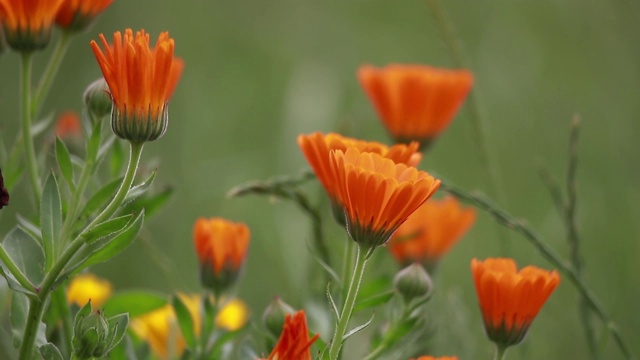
[0,0,64,51]
[193,217,250,295]
[329,147,440,248]
[471,258,560,348]
[264,310,319,360]
[388,196,475,270]
[90,29,184,143]
[412,357,458,360]
[56,0,113,32]
[55,111,82,139]
[358,64,473,149]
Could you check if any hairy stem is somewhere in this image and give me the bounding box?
[21,53,41,205]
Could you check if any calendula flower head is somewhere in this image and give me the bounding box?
[66,273,112,308]
[388,196,476,272]
[83,77,112,120]
[194,217,250,296]
[471,258,560,348]
[0,0,64,51]
[131,294,249,359]
[90,29,184,144]
[262,310,319,360]
[55,0,113,32]
[298,132,422,225]
[0,168,8,209]
[412,356,459,360]
[328,147,440,248]
[358,64,473,150]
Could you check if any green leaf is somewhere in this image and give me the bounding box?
[55,138,75,192]
[41,173,63,268]
[3,227,45,284]
[326,283,340,320]
[86,120,103,164]
[74,300,93,335]
[343,313,374,340]
[0,267,35,296]
[103,291,167,318]
[38,343,64,360]
[123,170,157,205]
[121,187,174,219]
[16,214,42,241]
[172,295,196,349]
[354,290,396,313]
[106,313,129,352]
[84,215,133,244]
[207,328,246,359]
[357,276,392,301]
[77,177,122,223]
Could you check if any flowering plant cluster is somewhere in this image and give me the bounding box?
[0,1,635,360]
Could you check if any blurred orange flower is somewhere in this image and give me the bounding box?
[56,0,113,31]
[329,147,440,248]
[66,273,112,308]
[90,29,184,143]
[194,217,250,295]
[412,356,458,360]
[263,310,319,360]
[471,258,560,348]
[0,0,64,51]
[55,111,82,139]
[358,64,473,149]
[388,196,475,270]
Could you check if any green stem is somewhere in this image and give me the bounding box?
[0,243,36,294]
[440,180,637,360]
[52,288,73,357]
[328,244,370,360]
[21,53,41,205]
[18,141,144,360]
[340,239,355,302]
[32,31,72,117]
[494,344,507,360]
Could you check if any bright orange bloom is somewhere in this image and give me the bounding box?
[412,356,458,360]
[329,147,440,248]
[0,0,64,51]
[55,111,82,138]
[471,258,560,347]
[90,29,184,143]
[264,310,319,360]
[66,273,112,308]
[388,196,475,270]
[194,217,250,294]
[56,0,113,31]
[358,64,473,149]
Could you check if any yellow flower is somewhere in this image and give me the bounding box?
[66,273,112,308]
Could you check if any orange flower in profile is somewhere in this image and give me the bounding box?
[471,258,560,348]
[358,64,473,149]
[194,217,250,295]
[56,0,113,32]
[329,147,440,248]
[0,0,64,51]
[388,196,475,271]
[90,29,184,143]
[413,356,458,360]
[55,111,82,139]
[264,310,319,360]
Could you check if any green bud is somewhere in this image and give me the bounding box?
[393,263,434,303]
[262,296,295,337]
[83,78,112,121]
[72,301,129,359]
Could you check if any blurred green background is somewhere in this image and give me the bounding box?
[1,0,640,358]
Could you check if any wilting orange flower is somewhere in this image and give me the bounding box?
[358,64,473,149]
[66,273,112,308]
[56,0,113,31]
[90,29,184,143]
[471,258,560,348]
[263,310,319,360]
[388,196,475,270]
[329,147,440,248]
[55,111,82,139]
[0,0,64,51]
[194,217,250,294]
[412,356,458,360]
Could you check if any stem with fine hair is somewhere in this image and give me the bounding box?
[328,244,370,360]
[18,141,144,360]
[21,53,41,205]
[494,344,507,360]
[32,31,72,116]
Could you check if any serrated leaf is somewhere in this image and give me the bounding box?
[103,291,167,318]
[77,177,122,223]
[172,295,196,349]
[41,173,62,269]
[84,215,133,244]
[123,170,157,205]
[39,343,64,360]
[354,290,395,313]
[3,227,45,284]
[55,138,75,192]
[343,313,374,340]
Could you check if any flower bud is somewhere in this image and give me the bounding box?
[72,301,129,359]
[393,263,433,303]
[83,78,112,121]
[262,297,295,337]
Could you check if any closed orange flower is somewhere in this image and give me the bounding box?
[412,356,458,360]
[90,29,184,143]
[56,0,113,32]
[471,258,560,348]
[358,64,473,149]
[264,310,319,360]
[0,0,64,51]
[388,196,475,271]
[194,217,250,295]
[329,147,440,248]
